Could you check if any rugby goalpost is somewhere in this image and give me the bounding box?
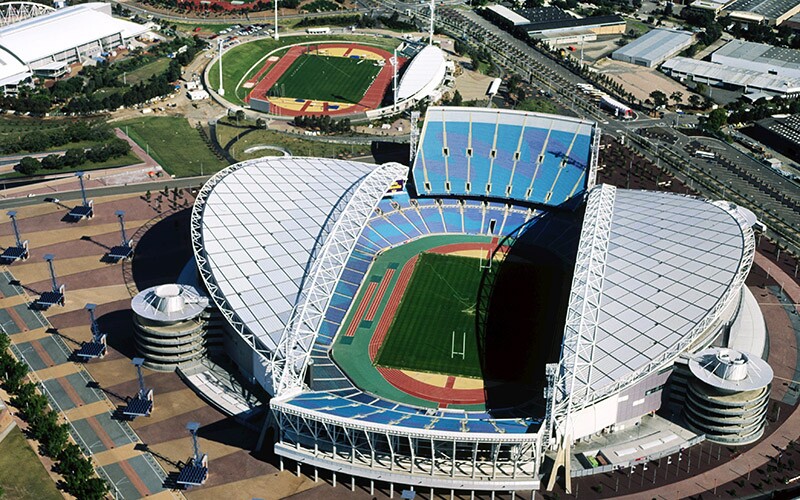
[451,330,466,359]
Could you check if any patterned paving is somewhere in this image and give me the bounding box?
[0,191,317,499]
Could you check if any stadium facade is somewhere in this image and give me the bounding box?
[0,3,148,93]
[190,107,762,495]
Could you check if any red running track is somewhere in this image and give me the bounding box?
[365,268,394,322]
[245,58,277,86]
[368,255,417,361]
[247,43,407,116]
[425,242,510,256]
[377,367,486,405]
[247,45,305,104]
[344,281,377,337]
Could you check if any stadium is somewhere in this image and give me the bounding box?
[221,38,447,117]
[190,106,760,495]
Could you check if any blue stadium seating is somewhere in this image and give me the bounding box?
[413,108,594,207]
[283,391,535,435]
[463,207,484,234]
[442,209,462,233]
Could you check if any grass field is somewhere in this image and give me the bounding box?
[376,252,495,379]
[270,54,380,103]
[0,426,62,500]
[207,36,401,106]
[117,116,229,177]
[122,58,171,86]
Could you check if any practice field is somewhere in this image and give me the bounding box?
[375,252,496,379]
[269,53,381,103]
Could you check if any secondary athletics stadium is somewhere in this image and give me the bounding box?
[245,42,405,116]
[190,106,762,496]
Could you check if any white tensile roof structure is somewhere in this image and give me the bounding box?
[0,45,30,86]
[0,3,147,66]
[396,44,447,102]
[193,155,754,405]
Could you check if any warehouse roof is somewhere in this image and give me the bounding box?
[713,39,800,72]
[525,14,625,34]
[724,0,800,19]
[662,56,800,93]
[612,28,694,63]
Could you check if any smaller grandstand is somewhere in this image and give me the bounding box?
[412,107,598,206]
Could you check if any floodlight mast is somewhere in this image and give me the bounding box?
[76,171,88,206]
[44,254,59,293]
[85,303,101,341]
[217,39,225,96]
[132,357,148,400]
[187,422,202,466]
[429,0,434,45]
[7,211,22,248]
[274,0,279,40]
[115,210,130,247]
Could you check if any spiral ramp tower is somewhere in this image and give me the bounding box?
[684,348,773,446]
[131,284,210,371]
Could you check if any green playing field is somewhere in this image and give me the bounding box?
[269,53,382,103]
[375,252,496,379]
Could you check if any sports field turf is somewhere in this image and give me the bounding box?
[375,252,496,379]
[269,54,382,103]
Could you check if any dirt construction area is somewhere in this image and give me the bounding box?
[593,58,700,104]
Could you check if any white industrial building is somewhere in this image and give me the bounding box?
[612,28,695,68]
[662,56,800,96]
[712,39,800,79]
[0,3,148,93]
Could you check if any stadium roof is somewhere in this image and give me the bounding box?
[594,190,749,387]
[662,56,800,93]
[194,158,381,351]
[0,46,30,86]
[396,45,446,102]
[612,28,694,64]
[0,3,147,64]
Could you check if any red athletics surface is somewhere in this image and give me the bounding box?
[365,268,394,321]
[245,58,277,86]
[344,281,377,337]
[246,45,304,104]
[367,242,512,406]
[377,367,486,405]
[368,255,417,361]
[246,43,407,116]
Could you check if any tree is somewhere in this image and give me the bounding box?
[17,157,39,176]
[41,154,63,170]
[670,91,684,106]
[451,90,463,106]
[256,117,266,129]
[63,148,85,167]
[649,90,668,108]
[688,94,703,109]
[705,107,727,131]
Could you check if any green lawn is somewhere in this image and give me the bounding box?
[375,252,494,379]
[117,117,229,177]
[122,58,171,86]
[208,35,401,106]
[270,53,380,103]
[0,426,62,500]
[216,122,371,161]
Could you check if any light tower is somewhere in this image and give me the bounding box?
[391,48,398,108]
[217,39,225,96]
[108,210,134,261]
[67,171,93,220]
[1,210,29,263]
[122,357,154,418]
[35,254,65,309]
[274,0,279,40]
[76,303,107,360]
[429,0,435,46]
[177,422,209,488]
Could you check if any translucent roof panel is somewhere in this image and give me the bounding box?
[396,45,447,101]
[590,189,748,391]
[198,158,375,350]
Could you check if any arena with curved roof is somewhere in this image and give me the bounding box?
[190,106,762,496]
